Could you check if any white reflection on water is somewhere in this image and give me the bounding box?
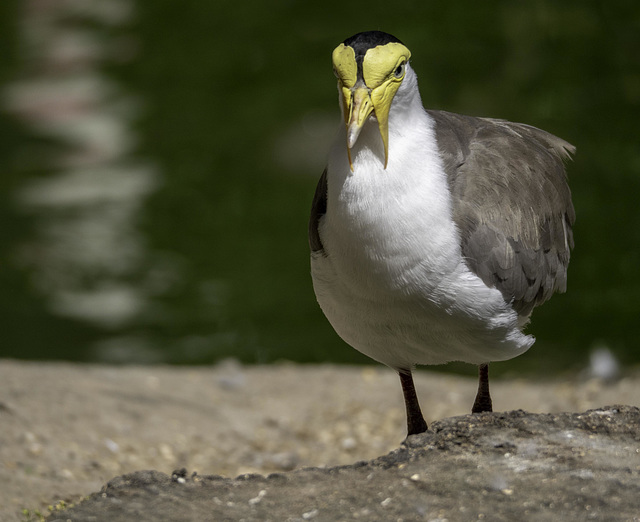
[4,0,159,331]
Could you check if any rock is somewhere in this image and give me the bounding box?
[50,406,640,522]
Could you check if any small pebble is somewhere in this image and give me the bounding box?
[341,437,357,451]
[248,489,266,505]
[103,438,119,453]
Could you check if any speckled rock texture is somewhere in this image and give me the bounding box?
[52,406,640,521]
[1,360,638,520]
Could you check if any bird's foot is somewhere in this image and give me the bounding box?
[407,414,429,436]
[471,394,493,413]
[472,363,493,413]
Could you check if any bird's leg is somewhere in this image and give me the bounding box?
[471,363,493,413]
[398,370,428,435]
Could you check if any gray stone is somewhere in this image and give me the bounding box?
[51,406,640,522]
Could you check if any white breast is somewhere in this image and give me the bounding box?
[312,108,534,370]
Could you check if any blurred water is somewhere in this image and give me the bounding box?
[3,0,162,359]
[1,1,639,372]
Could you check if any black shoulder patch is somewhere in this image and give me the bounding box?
[309,168,328,254]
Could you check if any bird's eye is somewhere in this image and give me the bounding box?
[393,62,406,78]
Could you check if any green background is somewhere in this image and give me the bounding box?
[1,0,638,375]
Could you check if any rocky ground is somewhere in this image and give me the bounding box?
[1,360,639,521]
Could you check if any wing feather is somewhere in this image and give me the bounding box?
[429,110,575,316]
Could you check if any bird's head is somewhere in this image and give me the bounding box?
[332,31,412,171]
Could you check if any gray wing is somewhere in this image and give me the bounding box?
[428,110,575,317]
[309,167,328,254]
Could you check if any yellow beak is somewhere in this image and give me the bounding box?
[346,87,373,147]
[332,40,409,171]
[342,83,395,171]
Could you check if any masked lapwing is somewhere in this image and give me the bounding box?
[309,31,575,436]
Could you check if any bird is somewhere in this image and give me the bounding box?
[309,30,575,437]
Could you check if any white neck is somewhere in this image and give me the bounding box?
[324,68,463,293]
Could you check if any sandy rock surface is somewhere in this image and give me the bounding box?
[1,360,638,520]
[53,407,640,522]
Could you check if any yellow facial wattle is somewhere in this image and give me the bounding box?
[331,41,411,170]
[332,44,357,126]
